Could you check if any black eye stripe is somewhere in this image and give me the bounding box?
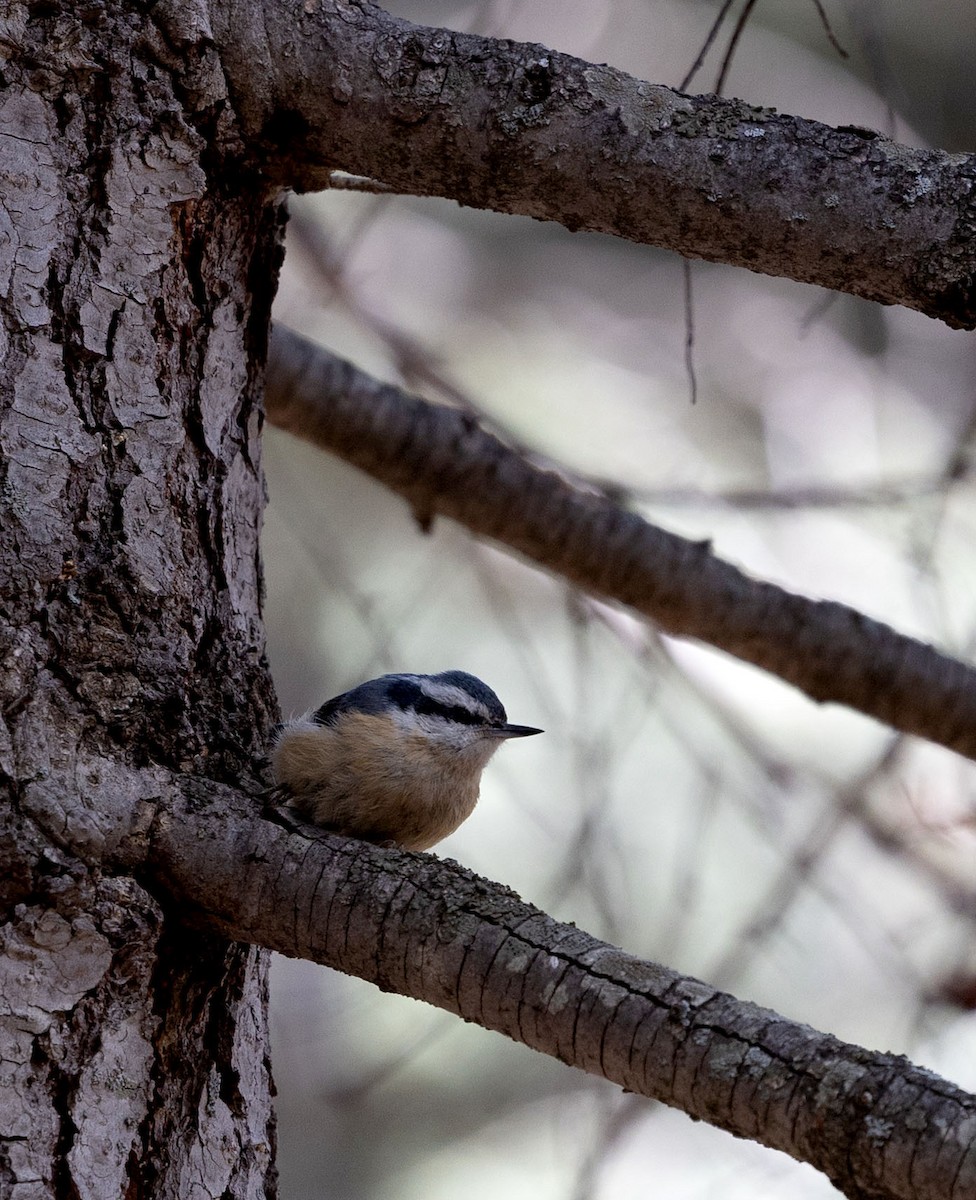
[388,678,494,727]
[412,695,486,726]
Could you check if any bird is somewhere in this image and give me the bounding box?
[270,670,542,851]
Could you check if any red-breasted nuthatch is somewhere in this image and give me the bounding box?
[271,670,542,850]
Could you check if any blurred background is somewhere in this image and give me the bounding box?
[263,2,976,1196]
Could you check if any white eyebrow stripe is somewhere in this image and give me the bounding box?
[418,680,493,719]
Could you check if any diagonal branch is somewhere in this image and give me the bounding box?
[264,324,976,762]
[149,780,976,1200]
[215,0,976,327]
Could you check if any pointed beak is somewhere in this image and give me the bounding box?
[495,723,543,738]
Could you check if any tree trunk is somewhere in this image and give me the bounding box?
[4,2,976,1197]
[1,4,280,1193]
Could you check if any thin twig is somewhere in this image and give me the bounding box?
[810,0,849,58]
[715,0,760,96]
[678,0,737,91]
[682,259,698,405]
[591,475,955,511]
[265,326,976,762]
[327,171,395,194]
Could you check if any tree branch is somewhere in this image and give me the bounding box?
[149,780,976,1200]
[216,0,976,327]
[264,324,976,763]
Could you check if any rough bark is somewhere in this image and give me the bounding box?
[146,784,976,1200]
[0,3,280,1195]
[265,326,976,763]
[213,0,976,328]
[4,1,976,1197]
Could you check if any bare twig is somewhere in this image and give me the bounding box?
[682,259,698,405]
[715,0,760,95]
[148,777,976,1200]
[265,325,976,763]
[811,0,850,59]
[678,0,737,92]
[219,2,976,327]
[326,171,395,194]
